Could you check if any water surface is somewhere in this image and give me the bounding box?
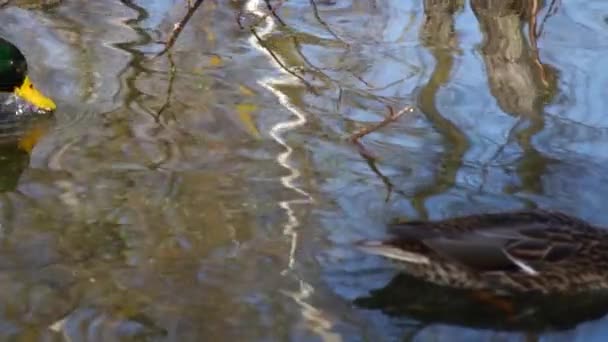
[1,0,608,340]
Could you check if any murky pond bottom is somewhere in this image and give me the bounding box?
[1,0,608,340]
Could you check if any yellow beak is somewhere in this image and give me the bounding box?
[13,76,56,112]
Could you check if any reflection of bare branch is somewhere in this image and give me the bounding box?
[545,112,608,131]
[349,72,374,88]
[264,0,286,25]
[476,117,526,192]
[156,0,205,57]
[536,0,561,38]
[359,152,410,202]
[155,52,177,122]
[287,23,410,94]
[289,34,411,110]
[350,105,413,148]
[348,105,413,202]
[238,0,403,118]
[309,0,347,44]
[349,104,413,203]
[249,28,318,94]
[236,2,319,91]
[237,0,287,30]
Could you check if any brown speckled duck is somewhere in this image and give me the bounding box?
[358,209,608,294]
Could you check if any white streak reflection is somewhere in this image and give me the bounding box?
[245,0,338,340]
[245,0,314,276]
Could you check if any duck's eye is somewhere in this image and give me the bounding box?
[29,84,33,89]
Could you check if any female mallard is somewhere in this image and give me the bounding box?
[0,37,56,116]
[358,209,608,294]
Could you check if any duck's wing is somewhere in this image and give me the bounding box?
[361,210,585,275]
[388,209,593,236]
[421,233,581,275]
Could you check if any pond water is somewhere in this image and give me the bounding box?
[1,0,608,340]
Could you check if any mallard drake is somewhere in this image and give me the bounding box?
[358,209,608,294]
[0,37,56,116]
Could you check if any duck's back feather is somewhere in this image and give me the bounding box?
[362,210,595,276]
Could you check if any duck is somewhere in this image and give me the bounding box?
[358,209,608,294]
[354,271,608,331]
[0,37,56,116]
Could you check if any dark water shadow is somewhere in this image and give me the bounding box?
[355,272,608,333]
[0,115,53,191]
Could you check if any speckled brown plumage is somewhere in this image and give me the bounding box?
[359,209,608,294]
